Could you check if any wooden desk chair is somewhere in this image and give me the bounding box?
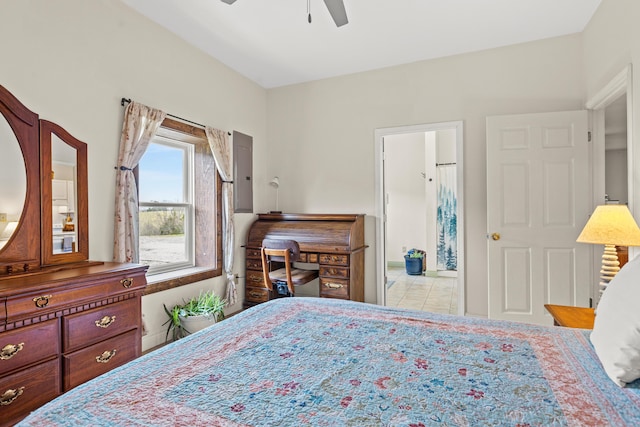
[261,239,318,296]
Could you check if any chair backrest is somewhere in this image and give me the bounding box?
[260,239,312,296]
[261,239,300,262]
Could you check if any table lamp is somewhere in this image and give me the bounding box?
[577,205,640,292]
[0,221,18,240]
[269,176,280,213]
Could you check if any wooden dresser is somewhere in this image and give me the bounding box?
[0,85,149,425]
[0,262,147,426]
[244,213,366,308]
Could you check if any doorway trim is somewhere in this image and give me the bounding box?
[374,121,465,315]
[586,64,634,302]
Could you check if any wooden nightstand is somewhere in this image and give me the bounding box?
[544,304,595,329]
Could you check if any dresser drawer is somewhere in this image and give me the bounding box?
[246,248,261,259]
[63,330,138,390]
[245,286,270,304]
[6,272,145,321]
[0,319,59,376]
[319,265,350,279]
[319,278,350,299]
[0,358,60,425]
[319,254,349,266]
[246,258,262,271]
[63,298,140,352]
[246,270,265,288]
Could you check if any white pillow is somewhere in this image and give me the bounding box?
[590,254,640,386]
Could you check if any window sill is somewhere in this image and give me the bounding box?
[144,266,221,295]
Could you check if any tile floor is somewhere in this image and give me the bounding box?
[385,266,458,315]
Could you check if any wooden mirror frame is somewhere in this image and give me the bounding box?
[0,85,41,274]
[40,120,89,265]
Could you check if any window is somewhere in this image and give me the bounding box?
[137,118,222,294]
[139,138,194,274]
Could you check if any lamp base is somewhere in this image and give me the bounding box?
[599,243,620,294]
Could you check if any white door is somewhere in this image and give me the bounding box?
[487,111,591,325]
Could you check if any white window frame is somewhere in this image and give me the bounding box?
[138,136,195,275]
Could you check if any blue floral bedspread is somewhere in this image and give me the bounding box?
[18,298,640,426]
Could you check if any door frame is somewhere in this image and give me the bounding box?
[586,64,634,303]
[374,121,465,315]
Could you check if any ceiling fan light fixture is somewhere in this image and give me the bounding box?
[323,0,348,27]
[221,0,347,27]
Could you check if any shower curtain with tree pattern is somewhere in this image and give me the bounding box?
[437,165,457,271]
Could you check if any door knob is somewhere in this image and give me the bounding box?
[491,233,500,241]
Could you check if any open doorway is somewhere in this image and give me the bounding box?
[374,121,464,315]
[586,64,633,305]
[604,95,627,206]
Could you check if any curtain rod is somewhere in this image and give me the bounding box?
[120,97,231,135]
[436,162,456,166]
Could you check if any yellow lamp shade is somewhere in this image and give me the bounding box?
[577,205,640,246]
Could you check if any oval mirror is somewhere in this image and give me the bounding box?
[0,84,41,274]
[0,112,26,250]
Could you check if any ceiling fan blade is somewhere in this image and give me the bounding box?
[323,0,348,27]
[220,0,237,4]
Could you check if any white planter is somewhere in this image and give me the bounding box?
[179,314,218,335]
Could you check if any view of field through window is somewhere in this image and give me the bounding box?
[139,207,187,267]
[138,141,191,268]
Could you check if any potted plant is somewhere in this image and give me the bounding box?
[163,290,226,341]
[404,249,425,275]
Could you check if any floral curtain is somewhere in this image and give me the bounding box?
[113,102,166,263]
[205,126,236,306]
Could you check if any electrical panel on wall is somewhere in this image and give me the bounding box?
[233,131,253,213]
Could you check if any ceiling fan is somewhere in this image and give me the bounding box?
[220,0,349,27]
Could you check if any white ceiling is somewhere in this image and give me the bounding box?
[121,0,602,89]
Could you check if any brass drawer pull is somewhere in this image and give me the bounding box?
[95,315,116,328]
[32,294,53,308]
[0,387,25,406]
[249,276,262,283]
[120,278,134,288]
[249,291,263,298]
[96,349,117,363]
[324,283,344,289]
[0,343,24,360]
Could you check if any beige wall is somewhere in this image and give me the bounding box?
[0,0,268,349]
[267,35,586,315]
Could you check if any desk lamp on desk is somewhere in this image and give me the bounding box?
[269,176,281,213]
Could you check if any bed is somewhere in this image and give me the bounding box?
[17,297,640,426]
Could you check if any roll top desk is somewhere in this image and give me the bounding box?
[244,213,366,308]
